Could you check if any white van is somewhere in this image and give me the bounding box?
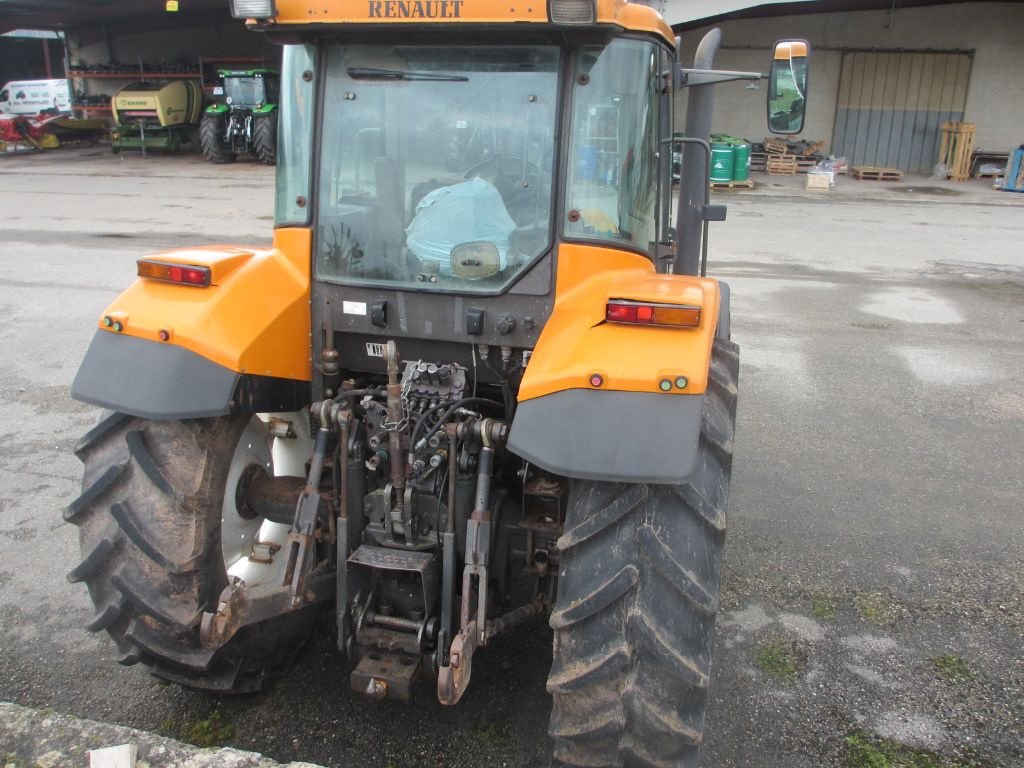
[0,79,72,115]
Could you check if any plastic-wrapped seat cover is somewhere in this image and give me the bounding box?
[405,177,516,273]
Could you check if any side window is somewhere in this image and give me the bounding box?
[275,45,316,226]
[565,39,661,254]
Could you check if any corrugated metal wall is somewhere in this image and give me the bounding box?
[832,51,972,174]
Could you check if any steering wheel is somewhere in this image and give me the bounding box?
[464,156,544,226]
[464,155,541,187]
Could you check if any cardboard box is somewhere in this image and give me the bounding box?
[805,171,832,190]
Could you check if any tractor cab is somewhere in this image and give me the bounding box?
[219,68,279,110]
[308,39,671,300]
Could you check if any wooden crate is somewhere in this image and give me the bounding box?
[939,121,975,181]
[763,137,789,156]
[851,165,904,181]
[766,154,797,176]
[796,157,818,173]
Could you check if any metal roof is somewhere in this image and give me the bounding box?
[0,0,229,34]
[664,0,1023,27]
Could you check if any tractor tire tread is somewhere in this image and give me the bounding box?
[66,531,120,584]
[109,500,199,575]
[67,413,310,692]
[125,619,214,671]
[199,113,236,164]
[65,461,127,523]
[550,565,638,630]
[547,643,629,694]
[124,429,176,497]
[636,524,716,614]
[548,339,739,768]
[253,114,277,165]
[75,412,131,458]
[84,593,127,633]
[111,566,203,629]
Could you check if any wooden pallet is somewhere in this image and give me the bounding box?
[710,179,755,190]
[939,121,975,181]
[851,165,904,181]
[766,154,797,176]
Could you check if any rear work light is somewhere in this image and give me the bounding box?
[606,300,701,328]
[137,259,211,287]
[230,0,276,19]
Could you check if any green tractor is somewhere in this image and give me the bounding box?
[199,68,279,164]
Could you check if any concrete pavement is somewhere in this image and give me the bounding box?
[0,146,1020,767]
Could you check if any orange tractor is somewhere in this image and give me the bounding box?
[68,0,808,764]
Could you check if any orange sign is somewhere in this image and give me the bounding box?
[275,0,547,23]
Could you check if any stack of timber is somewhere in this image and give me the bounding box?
[766,154,798,175]
[938,122,975,181]
[851,166,904,181]
[757,137,827,174]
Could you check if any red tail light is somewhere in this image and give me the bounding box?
[137,260,211,287]
[606,300,701,328]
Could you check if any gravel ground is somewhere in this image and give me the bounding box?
[0,148,1021,768]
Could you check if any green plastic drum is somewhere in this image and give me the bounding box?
[710,143,734,183]
[732,142,751,181]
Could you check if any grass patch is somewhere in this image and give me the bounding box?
[931,654,973,682]
[174,712,235,748]
[475,720,512,750]
[843,730,989,768]
[812,595,837,620]
[855,592,903,626]
[755,636,805,683]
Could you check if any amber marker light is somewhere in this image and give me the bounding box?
[605,300,701,328]
[137,260,211,287]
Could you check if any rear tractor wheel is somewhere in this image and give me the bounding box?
[199,112,236,164]
[547,339,739,767]
[65,411,315,692]
[253,113,277,165]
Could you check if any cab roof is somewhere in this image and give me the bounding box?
[265,0,675,47]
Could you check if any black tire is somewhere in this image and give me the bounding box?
[65,414,314,692]
[199,113,236,164]
[253,113,277,165]
[547,339,739,767]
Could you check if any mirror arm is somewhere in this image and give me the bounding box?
[678,69,764,87]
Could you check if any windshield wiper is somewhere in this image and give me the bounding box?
[347,67,468,82]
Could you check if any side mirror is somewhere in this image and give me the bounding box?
[767,39,810,135]
[451,241,500,280]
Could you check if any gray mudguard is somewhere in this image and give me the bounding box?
[71,331,311,420]
[72,331,240,419]
[507,389,705,484]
